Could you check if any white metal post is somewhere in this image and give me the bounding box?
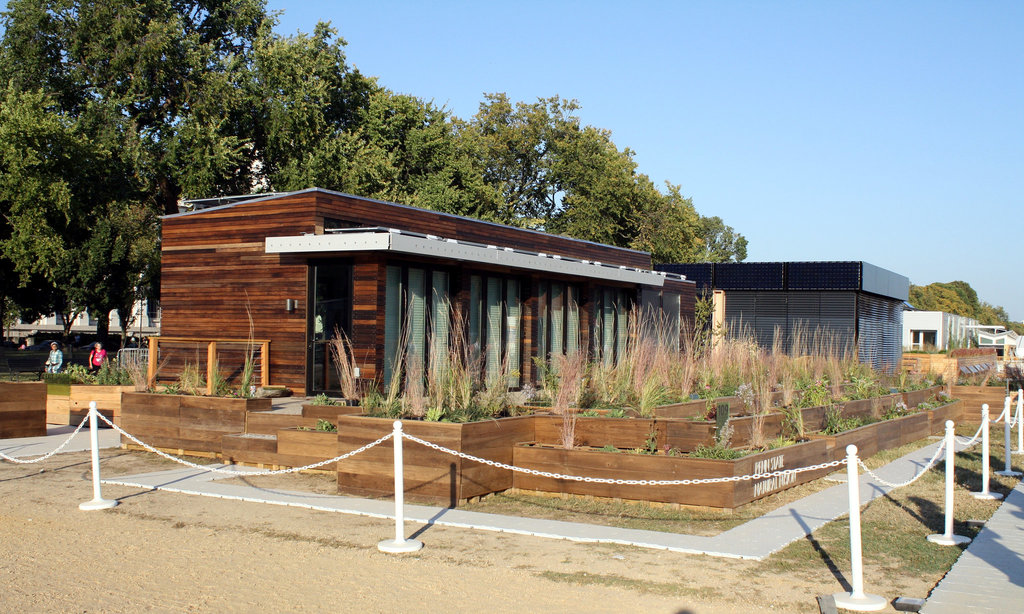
[833,445,887,611]
[997,396,1021,477]
[928,421,971,546]
[1015,389,1023,455]
[972,405,1002,500]
[79,401,118,511]
[378,420,423,553]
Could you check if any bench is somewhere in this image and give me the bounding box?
[5,356,44,380]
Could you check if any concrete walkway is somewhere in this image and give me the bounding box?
[0,423,120,458]
[99,437,949,561]
[920,479,1024,613]
[4,426,1022,609]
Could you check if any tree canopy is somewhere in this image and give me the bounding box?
[910,281,1022,334]
[0,0,747,340]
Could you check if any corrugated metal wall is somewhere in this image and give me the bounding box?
[725,291,858,354]
[856,293,903,371]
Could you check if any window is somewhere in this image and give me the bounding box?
[640,288,682,351]
[536,280,582,365]
[384,264,451,385]
[468,273,522,387]
[593,287,630,365]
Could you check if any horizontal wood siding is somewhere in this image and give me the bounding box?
[0,382,46,438]
[312,192,651,269]
[160,198,314,393]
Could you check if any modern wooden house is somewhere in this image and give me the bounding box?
[158,188,695,395]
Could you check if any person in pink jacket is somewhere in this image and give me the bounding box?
[88,342,107,374]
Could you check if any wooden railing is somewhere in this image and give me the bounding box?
[147,336,271,395]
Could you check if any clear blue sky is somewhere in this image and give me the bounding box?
[3,1,1020,319]
[266,1,1023,321]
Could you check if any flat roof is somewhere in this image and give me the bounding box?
[168,187,651,258]
[266,227,687,288]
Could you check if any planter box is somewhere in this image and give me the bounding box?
[902,385,944,409]
[301,404,364,421]
[46,384,135,425]
[809,409,941,461]
[0,381,46,438]
[120,392,270,454]
[275,428,341,470]
[512,438,833,509]
[335,415,535,506]
[928,400,964,432]
[654,396,740,419]
[532,415,718,453]
[951,386,1009,422]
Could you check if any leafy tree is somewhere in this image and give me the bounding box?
[910,281,1022,334]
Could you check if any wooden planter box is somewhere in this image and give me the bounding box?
[120,392,270,454]
[512,438,833,509]
[902,385,944,409]
[951,386,1010,422]
[928,400,964,432]
[654,396,741,419]
[275,428,341,470]
[46,384,135,425]
[335,415,535,506]
[809,408,941,461]
[301,404,364,421]
[531,415,718,453]
[0,381,46,438]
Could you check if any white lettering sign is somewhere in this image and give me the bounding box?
[751,454,795,498]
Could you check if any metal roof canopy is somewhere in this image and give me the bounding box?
[265,228,686,287]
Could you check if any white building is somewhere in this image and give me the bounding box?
[5,299,160,343]
[975,325,1021,358]
[903,310,978,351]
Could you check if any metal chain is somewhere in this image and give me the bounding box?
[0,415,91,464]
[97,413,392,477]
[401,432,844,486]
[857,439,946,489]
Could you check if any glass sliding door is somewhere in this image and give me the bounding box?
[309,261,353,394]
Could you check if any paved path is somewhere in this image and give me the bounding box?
[920,479,1024,613]
[0,424,120,458]
[99,437,949,561]
[4,426,1022,610]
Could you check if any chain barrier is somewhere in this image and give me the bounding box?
[857,439,946,489]
[96,412,393,477]
[0,416,91,464]
[401,432,844,486]
[954,422,985,448]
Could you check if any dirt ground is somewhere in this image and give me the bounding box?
[1,448,947,613]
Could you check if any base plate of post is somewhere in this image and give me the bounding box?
[79,498,118,511]
[832,591,888,611]
[927,533,971,546]
[970,491,1003,500]
[995,470,1022,477]
[377,538,423,553]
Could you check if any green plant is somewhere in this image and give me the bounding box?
[822,406,866,435]
[311,393,339,406]
[781,406,805,439]
[643,429,658,455]
[315,419,337,433]
[94,362,133,386]
[690,442,746,460]
[599,444,619,453]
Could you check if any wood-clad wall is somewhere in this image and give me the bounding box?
[160,195,315,392]
[311,191,651,269]
[159,190,696,394]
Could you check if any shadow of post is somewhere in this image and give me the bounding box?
[789,508,851,592]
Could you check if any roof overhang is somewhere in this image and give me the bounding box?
[265,229,683,287]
